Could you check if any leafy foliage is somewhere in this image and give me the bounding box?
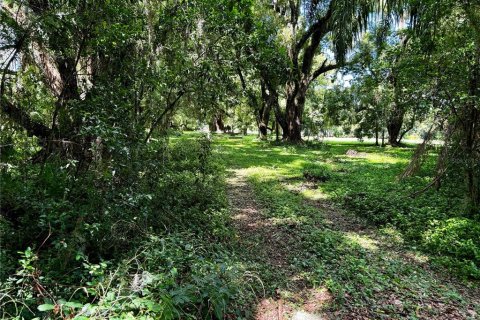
[1,0,479,318]
[0,136,256,319]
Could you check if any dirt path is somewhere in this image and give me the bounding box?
[227,169,329,320]
[227,169,480,320]
[227,169,290,269]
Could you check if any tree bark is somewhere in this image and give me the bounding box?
[386,105,405,146]
[258,116,269,139]
[258,82,272,140]
[261,73,288,139]
[275,120,279,141]
[209,112,225,133]
[464,53,480,214]
[284,81,307,142]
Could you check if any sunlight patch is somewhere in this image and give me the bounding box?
[286,158,309,169]
[404,251,429,264]
[282,182,331,201]
[301,189,330,201]
[246,167,280,180]
[378,227,404,246]
[345,232,379,251]
[364,153,409,164]
[255,287,330,320]
[291,311,323,320]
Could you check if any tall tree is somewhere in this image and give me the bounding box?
[254,0,404,142]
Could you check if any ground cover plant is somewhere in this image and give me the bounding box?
[0,136,258,319]
[216,134,480,318]
[1,0,479,319]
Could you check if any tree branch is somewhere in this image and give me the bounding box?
[144,90,185,142]
[295,4,333,52]
[0,44,17,51]
[237,67,247,91]
[2,2,64,97]
[310,60,338,82]
[0,31,50,139]
[1,96,52,138]
[398,120,415,144]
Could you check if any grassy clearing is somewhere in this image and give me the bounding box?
[214,134,480,318]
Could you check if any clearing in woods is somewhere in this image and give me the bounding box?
[219,135,480,319]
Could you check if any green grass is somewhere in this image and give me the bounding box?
[3,132,476,319]
[212,134,480,318]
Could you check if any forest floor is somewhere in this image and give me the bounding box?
[217,135,480,320]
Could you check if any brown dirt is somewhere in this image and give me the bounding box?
[227,169,291,269]
[227,169,330,320]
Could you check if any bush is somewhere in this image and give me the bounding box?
[342,187,480,278]
[303,162,333,182]
[0,136,252,319]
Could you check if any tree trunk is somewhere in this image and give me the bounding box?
[464,54,480,215]
[465,139,479,213]
[217,117,225,132]
[258,120,269,139]
[462,0,480,216]
[275,120,279,141]
[209,113,225,133]
[284,82,307,143]
[261,74,288,140]
[386,49,407,147]
[258,82,272,140]
[285,103,302,142]
[386,106,405,146]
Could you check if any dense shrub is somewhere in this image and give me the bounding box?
[423,218,480,278]
[0,136,250,319]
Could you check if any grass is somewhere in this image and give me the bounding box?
[3,132,476,319]
[211,133,480,318]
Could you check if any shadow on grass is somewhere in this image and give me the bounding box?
[235,174,478,319]
[217,135,478,319]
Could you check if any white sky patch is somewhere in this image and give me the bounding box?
[324,72,352,89]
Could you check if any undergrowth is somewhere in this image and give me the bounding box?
[216,135,480,280]
[244,167,477,318]
[0,135,255,319]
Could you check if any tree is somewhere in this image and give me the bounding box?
[344,32,429,146]
[1,0,249,158]
[399,0,480,214]
[249,0,405,142]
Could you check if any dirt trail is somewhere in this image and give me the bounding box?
[227,169,328,320]
[227,169,480,320]
[227,169,289,268]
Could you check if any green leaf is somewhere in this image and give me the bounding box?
[65,301,84,309]
[38,304,55,311]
